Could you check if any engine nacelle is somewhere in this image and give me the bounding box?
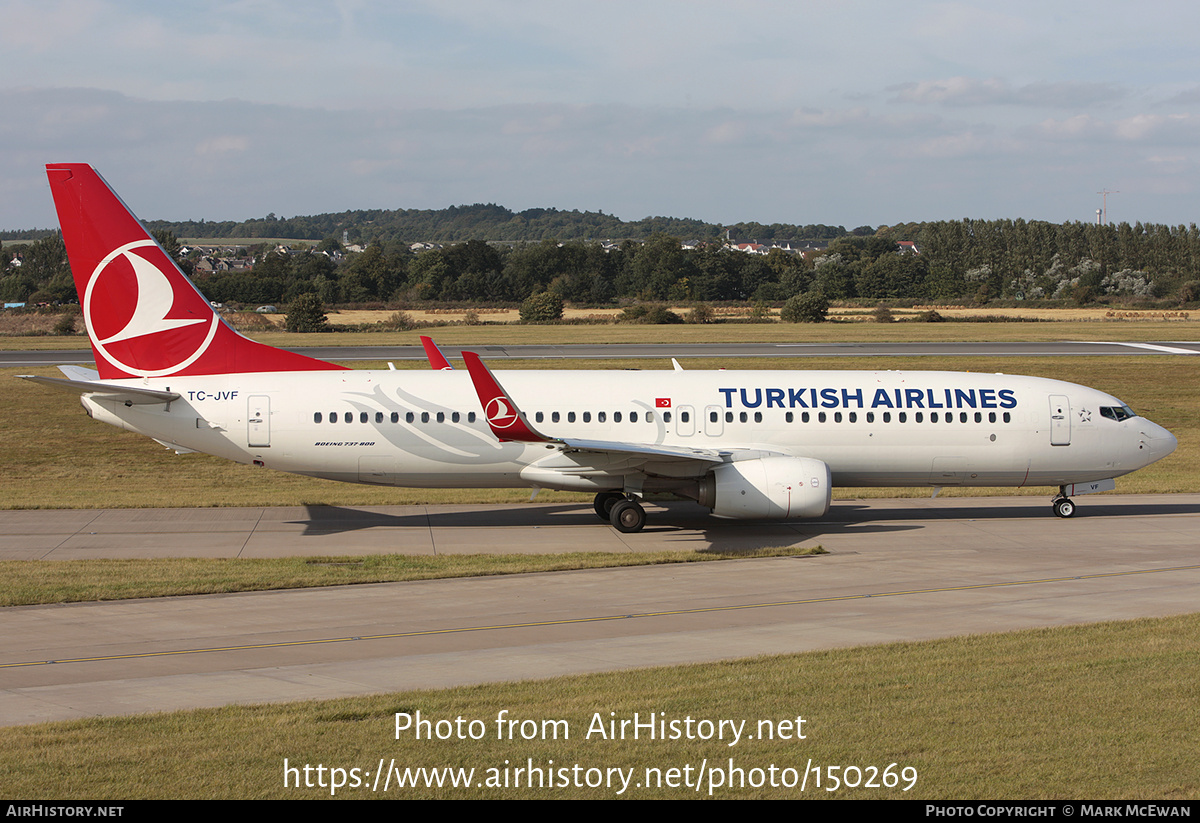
[699,456,831,520]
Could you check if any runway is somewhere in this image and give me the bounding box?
[4,339,1200,368]
[3,494,1199,727]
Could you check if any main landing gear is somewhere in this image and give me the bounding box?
[593,491,647,533]
[1052,493,1076,518]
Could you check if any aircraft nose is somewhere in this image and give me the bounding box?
[1140,421,1177,458]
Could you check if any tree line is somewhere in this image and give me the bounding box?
[4,217,1200,308]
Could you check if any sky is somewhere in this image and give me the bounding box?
[3,0,1199,232]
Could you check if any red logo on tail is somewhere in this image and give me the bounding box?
[85,241,218,377]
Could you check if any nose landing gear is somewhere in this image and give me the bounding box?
[1052,495,1076,518]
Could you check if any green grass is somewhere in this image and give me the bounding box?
[2,316,1198,348]
[2,613,1196,799]
[3,354,1194,510]
[0,546,825,606]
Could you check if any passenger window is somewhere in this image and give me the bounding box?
[406,412,415,423]
[614,412,622,423]
[819,412,827,423]
[536,412,544,423]
[849,412,857,423]
[786,412,794,423]
[630,412,638,422]
[899,412,906,423]
[344,412,353,423]
[710,411,718,423]
[552,412,560,423]
[883,412,891,423]
[468,412,476,423]
[598,411,606,423]
[802,412,810,423]
[583,412,591,423]
[437,412,445,423]
[726,412,733,423]
[740,412,748,423]
[568,412,576,423]
[421,412,430,423]
[314,412,322,423]
[754,412,762,423]
[867,412,875,423]
[663,412,672,422]
[452,412,460,423]
[680,411,689,423]
[375,412,383,423]
[914,412,922,423]
[391,412,399,423]
[960,412,968,423]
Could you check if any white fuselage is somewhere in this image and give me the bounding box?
[80,368,1176,495]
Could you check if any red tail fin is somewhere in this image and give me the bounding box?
[46,163,347,379]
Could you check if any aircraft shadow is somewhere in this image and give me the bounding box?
[286,497,1200,555]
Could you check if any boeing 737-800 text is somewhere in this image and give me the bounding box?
[22,164,1177,532]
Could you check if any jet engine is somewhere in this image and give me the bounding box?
[698,456,831,520]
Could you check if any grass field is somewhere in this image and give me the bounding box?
[2,311,1198,348]
[1,613,1196,799]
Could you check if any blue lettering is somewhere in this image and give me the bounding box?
[904,388,925,408]
[871,389,894,409]
[954,389,977,409]
[788,388,809,408]
[718,388,736,408]
[978,389,996,408]
[841,388,864,408]
[766,388,785,408]
[926,389,944,409]
[741,388,763,408]
[999,389,1017,409]
[820,388,839,408]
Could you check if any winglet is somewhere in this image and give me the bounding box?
[420,336,454,370]
[461,351,554,443]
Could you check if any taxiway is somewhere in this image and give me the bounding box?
[2,494,1198,727]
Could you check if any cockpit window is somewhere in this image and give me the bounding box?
[1100,405,1137,421]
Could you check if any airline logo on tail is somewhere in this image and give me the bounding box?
[47,163,347,379]
[86,240,219,377]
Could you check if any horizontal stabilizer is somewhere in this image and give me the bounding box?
[19,374,180,405]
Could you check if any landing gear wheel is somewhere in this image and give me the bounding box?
[609,499,647,533]
[593,491,625,522]
[1053,497,1076,518]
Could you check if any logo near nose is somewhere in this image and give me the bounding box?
[84,240,218,377]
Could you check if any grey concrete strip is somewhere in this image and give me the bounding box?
[1,494,1198,560]
[1,495,1198,726]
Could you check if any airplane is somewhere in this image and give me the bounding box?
[21,163,1178,533]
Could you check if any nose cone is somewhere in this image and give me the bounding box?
[1141,420,1177,460]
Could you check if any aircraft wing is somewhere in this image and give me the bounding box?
[19,366,180,405]
[461,349,748,467]
[555,437,726,464]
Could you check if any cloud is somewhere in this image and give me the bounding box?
[195,136,249,155]
[889,77,1126,108]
